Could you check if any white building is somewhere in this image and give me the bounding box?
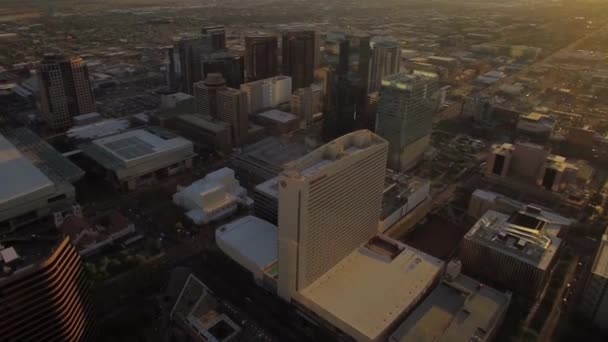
[173,168,249,225]
[579,227,608,332]
[0,128,83,231]
[80,128,195,191]
[240,75,292,114]
[296,236,443,342]
[278,130,388,301]
[216,216,277,281]
[390,261,511,342]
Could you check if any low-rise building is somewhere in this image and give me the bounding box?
[173,168,249,225]
[255,109,299,134]
[170,274,241,341]
[175,114,232,155]
[459,206,571,297]
[0,128,84,231]
[216,216,277,283]
[80,128,195,191]
[579,227,608,332]
[294,236,443,342]
[379,170,430,233]
[486,142,578,193]
[390,260,511,342]
[59,209,136,257]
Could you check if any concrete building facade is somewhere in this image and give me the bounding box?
[38,54,96,131]
[369,41,401,94]
[277,130,388,301]
[375,72,439,171]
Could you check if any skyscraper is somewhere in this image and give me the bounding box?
[282,31,317,91]
[201,51,245,89]
[277,130,388,301]
[322,39,368,141]
[244,35,278,82]
[194,73,227,117]
[168,35,213,94]
[375,72,439,171]
[38,54,95,131]
[369,41,401,94]
[202,25,226,50]
[240,75,291,114]
[0,237,94,341]
[217,87,249,146]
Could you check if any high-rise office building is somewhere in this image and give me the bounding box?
[369,41,401,93]
[201,51,245,89]
[579,227,608,332]
[291,87,314,123]
[38,54,95,131]
[375,72,438,171]
[277,130,388,301]
[245,35,278,82]
[240,75,291,114]
[202,25,226,50]
[282,31,317,91]
[168,35,213,94]
[0,237,94,341]
[217,87,249,146]
[194,73,227,117]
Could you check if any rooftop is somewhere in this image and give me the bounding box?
[298,236,443,341]
[591,228,608,279]
[465,208,570,270]
[283,130,387,180]
[382,170,430,220]
[81,128,193,171]
[216,216,278,272]
[257,109,298,124]
[381,72,438,89]
[254,177,279,199]
[390,269,511,342]
[66,118,131,140]
[178,114,230,133]
[0,128,83,207]
[0,132,54,207]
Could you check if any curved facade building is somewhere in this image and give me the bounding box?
[0,237,94,341]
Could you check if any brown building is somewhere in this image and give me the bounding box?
[194,73,227,117]
[0,237,94,341]
[245,35,278,82]
[217,88,249,146]
[38,54,96,131]
[282,31,317,90]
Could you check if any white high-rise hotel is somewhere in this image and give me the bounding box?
[277,130,388,300]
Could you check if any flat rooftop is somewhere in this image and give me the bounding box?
[81,128,194,172]
[66,119,131,140]
[591,228,608,279]
[234,136,311,169]
[382,170,429,220]
[283,130,387,179]
[178,114,230,133]
[257,109,298,123]
[93,129,187,162]
[216,216,278,271]
[1,128,83,208]
[390,272,511,342]
[298,237,443,341]
[466,208,570,270]
[254,177,279,199]
[0,133,54,207]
